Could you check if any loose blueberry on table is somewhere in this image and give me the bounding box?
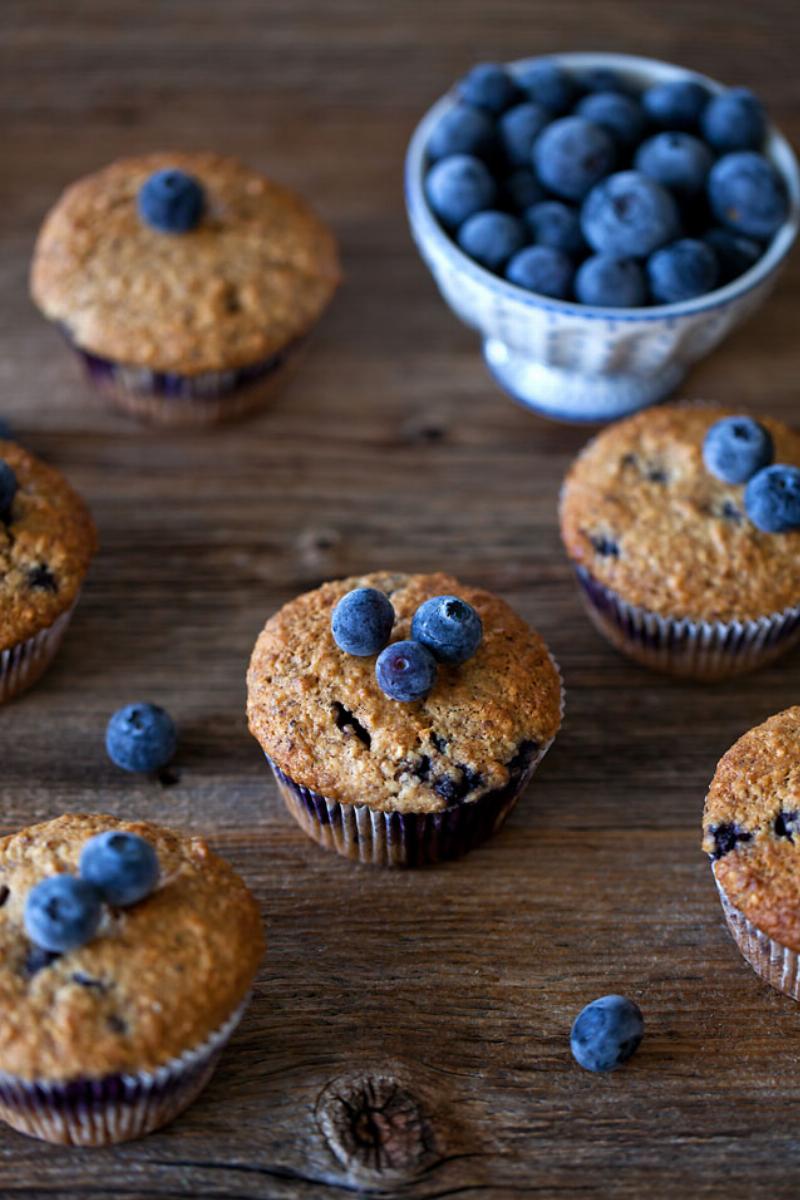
[106,702,177,773]
[570,994,644,1073]
[423,57,789,306]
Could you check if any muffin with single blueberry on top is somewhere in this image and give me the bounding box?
[30,152,340,426]
[0,813,263,1145]
[0,439,96,702]
[247,571,563,867]
[559,404,800,679]
[703,707,800,1000]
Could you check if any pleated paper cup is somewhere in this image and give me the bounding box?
[0,602,78,704]
[0,998,248,1146]
[267,655,564,868]
[67,334,303,428]
[714,869,800,1001]
[574,566,800,681]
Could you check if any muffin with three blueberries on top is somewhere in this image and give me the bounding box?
[247,571,563,867]
[560,404,800,679]
[30,152,340,426]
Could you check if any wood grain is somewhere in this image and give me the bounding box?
[1,1,800,1196]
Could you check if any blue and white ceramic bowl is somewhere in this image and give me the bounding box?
[405,52,800,424]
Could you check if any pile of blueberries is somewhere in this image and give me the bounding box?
[331,587,483,702]
[424,59,791,306]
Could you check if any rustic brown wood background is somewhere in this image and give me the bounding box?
[1,2,799,1197]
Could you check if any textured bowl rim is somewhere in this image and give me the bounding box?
[405,50,800,322]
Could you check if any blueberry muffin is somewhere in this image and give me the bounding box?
[0,440,96,702]
[703,707,800,1000]
[30,151,340,427]
[0,813,263,1145]
[247,571,563,867]
[559,404,800,679]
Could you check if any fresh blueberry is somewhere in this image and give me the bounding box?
[581,171,680,258]
[574,91,647,150]
[702,88,766,152]
[635,132,714,196]
[24,875,103,953]
[137,169,205,234]
[504,169,545,211]
[708,151,789,240]
[533,117,616,201]
[506,245,574,299]
[458,63,518,115]
[79,831,159,907]
[647,238,719,303]
[641,79,710,130]
[571,995,644,1073]
[425,154,497,228]
[106,703,177,773]
[0,461,18,524]
[516,59,577,114]
[427,103,496,162]
[457,211,527,272]
[702,416,774,484]
[575,255,647,307]
[411,595,483,664]
[331,587,395,656]
[580,67,631,96]
[702,228,763,283]
[375,640,437,703]
[745,465,800,533]
[524,200,586,256]
[498,101,550,166]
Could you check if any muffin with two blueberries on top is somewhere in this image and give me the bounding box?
[0,813,263,1145]
[559,404,800,679]
[0,438,96,702]
[247,571,563,867]
[30,152,340,427]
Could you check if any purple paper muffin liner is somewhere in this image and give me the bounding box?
[0,602,77,704]
[62,329,301,427]
[268,750,546,867]
[0,997,248,1146]
[714,869,800,1001]
[574,566,800,680]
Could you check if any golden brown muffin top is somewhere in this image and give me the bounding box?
[247,572,563,815]
[0,440,97,651]
[559,405,800,623]
[0,814,264,1082]
[703,707,800,951]
[31,151,340,375]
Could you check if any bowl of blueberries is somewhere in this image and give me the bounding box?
[405,52,800,423]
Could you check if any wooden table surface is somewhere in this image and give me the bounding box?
[2,2,800,1197]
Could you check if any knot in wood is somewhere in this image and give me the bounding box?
[316,1069,434,1183]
